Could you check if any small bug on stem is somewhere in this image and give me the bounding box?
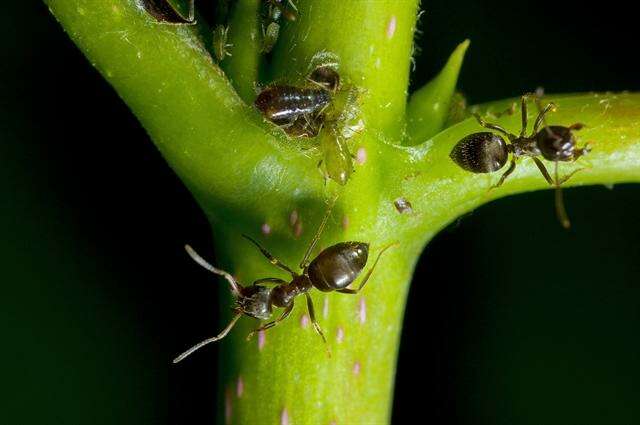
[450,94,590,228]
[212,25,233,62]
[261,0,298,53]
[173,197,397,363]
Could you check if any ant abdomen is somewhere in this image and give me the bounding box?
[450,132,508,173]
[255,86,330,126]
[307,242,369,291]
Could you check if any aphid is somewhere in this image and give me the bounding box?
[261,21,280,54]
[212,25,233,62]
[318,126,353,186]
[141,0,195,25]
[173,198,396,363]
[450,94,590,228]
[261,0,297,53]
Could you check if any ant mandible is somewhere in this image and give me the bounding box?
[450,94,590,228]
[173,197,396,363]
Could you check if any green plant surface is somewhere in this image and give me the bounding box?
[406,39,469,144]
[44,0,640,423]
[220,0,261,102]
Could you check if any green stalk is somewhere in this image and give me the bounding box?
[44,0,640,423]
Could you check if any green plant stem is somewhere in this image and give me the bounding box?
[221,0,261,102]
[45,1,640,424]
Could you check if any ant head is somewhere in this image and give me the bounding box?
[309,66,341,92]
[536,125,579,162]
[236,285,273,320]
[450,132,508,173]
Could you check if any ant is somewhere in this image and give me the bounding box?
[450,94,590,228]
[173,197,396,363]
[254,66,340,137]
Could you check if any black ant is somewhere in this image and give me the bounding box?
[254,66,340,137]
[173,197,396,363]
[450,94,590,228]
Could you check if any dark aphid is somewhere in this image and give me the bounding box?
[255,86,330,127]
[212,25,232,62]
[309,66,341,92]
[141,0,195,24]
[450,94,590,228]
[173,197,397,363]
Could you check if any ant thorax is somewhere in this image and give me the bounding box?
[236,285,273,320]
[511,136,541,158]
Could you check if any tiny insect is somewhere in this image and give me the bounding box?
[317,125,353,186]
[173,197,396,363]
[141,0,195,25]
[450,94,590,228]
[261,0,297,53]
[212,25,233,62]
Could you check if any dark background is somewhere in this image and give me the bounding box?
[2,1,638,424]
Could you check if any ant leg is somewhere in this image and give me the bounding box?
[532,102,557,135]
[253,277,288,287]
[491,102,517,119]
[554,161,571,229]
[519,95,530,137]
[299,194,339,270]
[242,235,297,277]
[304,293,330,356]
[173,312,242,363]
[246,303,294,340]
[488,158,517,190]
[532,157,554,185]
[473,113,512,138]
[337,242,398,295]
[185,245,243,297]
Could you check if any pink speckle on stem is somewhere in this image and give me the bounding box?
[281,407,290,425]
[353,361,361,375]
[341,215,349,230]
[386,15,397,39]
[225,388,233,424]
[322,296,329,319]
[356,147,367,165]
[336,327,344,343]
[300,314,309,328]
[258,329,266,350]
[359,297,367,324]
[289,210,299,226]
[261,223,271,235]
[236,376,244,398]
[293,220,303,238]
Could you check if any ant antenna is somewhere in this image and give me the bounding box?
[173,312,242,363]
[184,245,243,297]
[299,194,339,269]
